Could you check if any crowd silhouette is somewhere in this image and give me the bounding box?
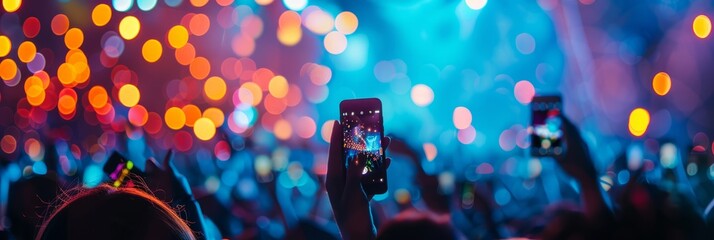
[0,115,712,239]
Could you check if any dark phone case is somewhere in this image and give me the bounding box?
[530,96,563,157]
[339,98,388,195]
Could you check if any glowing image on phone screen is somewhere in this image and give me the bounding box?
[342,110,383,176]
[532,101,563,155]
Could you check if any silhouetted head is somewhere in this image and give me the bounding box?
[36,184,194,240]
[615,182,706,239]
[376,209,457,240]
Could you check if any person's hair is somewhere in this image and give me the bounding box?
[377,209,457,240]
[36,184,195,240]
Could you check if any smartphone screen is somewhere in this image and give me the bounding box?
[103,152,139,187]
[340,98,387,195]
[531,96,564,156]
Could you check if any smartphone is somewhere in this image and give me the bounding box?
[530,96,564,157]
[103,151,140,187]
[340,98,388,195]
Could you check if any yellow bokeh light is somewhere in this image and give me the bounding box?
[88,85,109,109]
[64,28,84,50]
[190,0,209,7]
[0,59,17,81]
[202,107,225,127]
[2,0,21,12]
[165,107,186,130]
[693,15,712,39]
[182,104,202,127]
[274,119,292,140]
[324,31,347,54]
[255,0,273,5]
[239,82,263,106]
[628,108,650,137]
[57,63,76,85]
[24,76,45,106]
[24,76,43,96]
[119,16,141,40]
[141,39,163,63]
[168,25,189,49]
[335,11,358,35]
[204,76,226,101]
[268,75,289,98]
[119,84,140,107]
[17,41,36,63]
[277,27,302,46]
[193,117,216,141]
[652,72,671,96]
[92,4,112,27]
[189,57,211,80]
[0,35,11,57]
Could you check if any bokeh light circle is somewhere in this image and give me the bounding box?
[119,84,140,107]
[23,17,40,38]
[515,33,536,54]
[324,31,347,54]
[128,105,149,126]
[0,35,10,57]
[693,15,712,39]
[64,28,84,50]
[204,76,227,101]
[182,104,202,127]
[141,39,163,63]
[119,16,141,40]
[453,107,472,130]
[335,11,358,35]
[137,0,158,11]
[514,80,535,104]
[92,4,112,26]
[628,108,650,137]
[168,25,189,48]
[17,41,36,63]
[194,117,216,141]
[2,0,21,12]
[88,86,109,109]
[203,107,225,127]
[410,84,434,107]
[274,119,293,140]
[0,59,18,81]
[268,75,289,98]
[652,72,671,96]
[51,14,69,35]
[466,0,487,10]
[190,57,211,79]
[189,14,210,36]
[165,107,186,130]
[283,0,307,11]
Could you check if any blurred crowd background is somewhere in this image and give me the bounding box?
[1,0,714,239]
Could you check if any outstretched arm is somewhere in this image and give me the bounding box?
[145,150,207,240]
[556,117,611,223]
